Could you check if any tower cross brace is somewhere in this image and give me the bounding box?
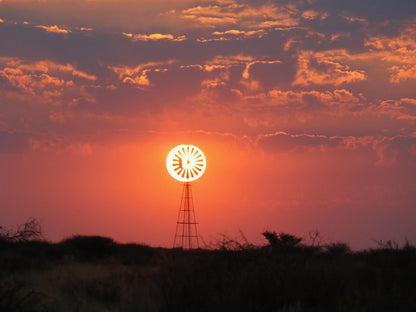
[173,182,199,249]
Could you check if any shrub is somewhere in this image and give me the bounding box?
[262,231,303,248]
[61,235,116,261]
[325,242,351,257]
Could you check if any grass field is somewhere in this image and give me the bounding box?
[1,234,415,311]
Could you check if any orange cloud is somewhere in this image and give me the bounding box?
[242,60,281,79]
[166,1,299,29]
[0,58,97,81]
[108,60,175,89]
[257,131,343,153]
[374,134,416,167]
[212,29,266,39]
[265,89,362,112]
[187,55,280,90]
[330,33,351,42]
[365,26,416,83]
[301,10,326,20]
[205,55,255,69]
[343,16,368,25]
[389,65,416,83]
[36,24,71,34]
[196,37,231,42]
[293,50,367,86]
[122,32,186,42]
[257,131,416,169]
[0,57,96,102]
[378,98,416,121]
[79,27,93,31]
[123,70,151,87]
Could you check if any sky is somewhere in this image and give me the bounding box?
[0,0,415,249]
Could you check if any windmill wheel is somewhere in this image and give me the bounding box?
[166,145,206,182]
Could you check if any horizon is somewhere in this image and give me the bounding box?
[0,0,415,250]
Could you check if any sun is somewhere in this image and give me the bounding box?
[166,145,206,182]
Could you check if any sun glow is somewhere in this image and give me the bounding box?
[166,145,206,182]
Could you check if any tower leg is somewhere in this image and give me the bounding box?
[173,182,199,249]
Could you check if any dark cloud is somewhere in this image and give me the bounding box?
[0,0,195,32]
[0,0,415,146]
[314,0,416,21]
[257,132,343,152]
[0,131,30,153]
[375,135,416,166]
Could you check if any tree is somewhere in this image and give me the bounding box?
[0,218,43,242]
[262,231,303,247]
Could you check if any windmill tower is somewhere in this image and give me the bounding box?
[166,145,206,249]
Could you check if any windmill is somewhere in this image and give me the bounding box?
[166,145,206,249]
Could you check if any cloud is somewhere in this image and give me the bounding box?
[313,0,416,21]
[0,57,96,103]
[0,131,30,153]
[211,28,266,39]
[180,54,282,91]
[242,60,281,80]
[378,98,416,120]
[0,0,414,149]
[79,27,93,31]
[165,1,300,30]
[257,131,343,152]
[365,25,416,83]
[293,50,367,86]
[389,65,416,84]
[0,0,198,32]
[108,60,176,89]
[301,10,327,21]
[258,131,416,168]
[122,32,187,42]
[375,134,416,167]
[265,89,362,111]
[36,24,71,34]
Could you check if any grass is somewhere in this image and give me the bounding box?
[0,234,415,311]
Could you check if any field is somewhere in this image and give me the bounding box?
[1,232,415,312]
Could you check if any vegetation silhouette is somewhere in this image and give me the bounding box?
[1,220,416,311]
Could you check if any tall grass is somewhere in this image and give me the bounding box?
[0,234,415,311]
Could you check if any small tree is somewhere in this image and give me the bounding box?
[325,242,351,257]
[0,218,43,242]
[262,231,303,247]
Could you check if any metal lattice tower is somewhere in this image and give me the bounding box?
[173,182,199,249]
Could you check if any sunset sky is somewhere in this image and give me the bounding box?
[0,0,415,249]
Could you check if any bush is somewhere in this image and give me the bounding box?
[325,242,351,257]
[61,235,116,261]
[262,231,303,248]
